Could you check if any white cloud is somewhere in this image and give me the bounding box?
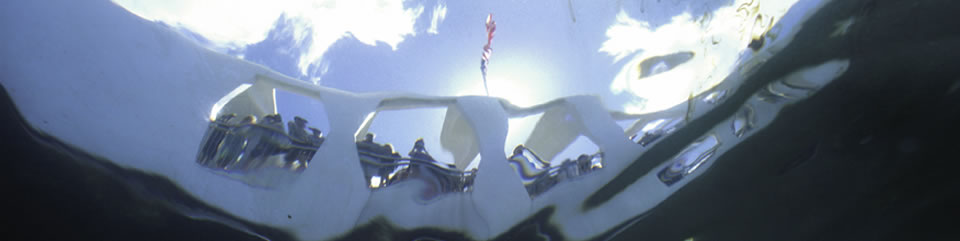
[112,0,426,79]
[427,1,447,35]
[112,0,284,49]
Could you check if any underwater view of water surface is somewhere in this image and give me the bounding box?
[3,0,960,240]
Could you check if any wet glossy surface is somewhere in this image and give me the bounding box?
[507,144,603,198]
[197,113,323,174]
[657,134,720,186]
[356,134,477,198]
[732,106,755,138]
[5,0,960,240]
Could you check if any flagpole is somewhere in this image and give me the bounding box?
[483,73,490,96]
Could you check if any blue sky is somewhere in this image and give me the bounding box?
[112,0,800,167]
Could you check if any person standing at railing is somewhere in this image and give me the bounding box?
[409,138,435,163]
[287,116,309,142]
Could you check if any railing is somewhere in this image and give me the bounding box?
[197,113,323,173]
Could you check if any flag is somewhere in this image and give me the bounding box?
[481,13,496,95]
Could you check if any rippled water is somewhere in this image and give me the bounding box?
[4,0,960,240]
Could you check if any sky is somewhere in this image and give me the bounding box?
[111,0,800,168]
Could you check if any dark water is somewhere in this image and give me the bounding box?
[4,0,960,240]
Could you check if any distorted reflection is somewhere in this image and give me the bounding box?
[658,134,720,186]
[635,51,696,79]
[601,0,800,114]
[354,104,481,199]
[702,89,728,104]
[504,103,605,198]
[757,82,800,103]
[732,105,756,138]
[758,59,850,104]
[508,144,603,198]
[628,118,685,146]
[356,132,477,199]
[196,113,324,173]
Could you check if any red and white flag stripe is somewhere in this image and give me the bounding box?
[481,14,496,95]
